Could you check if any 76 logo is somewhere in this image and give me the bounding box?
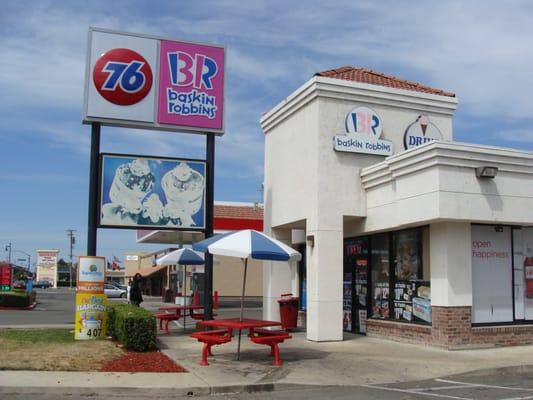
[93,48,153,106]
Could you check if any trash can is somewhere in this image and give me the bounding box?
[278,293,299,331]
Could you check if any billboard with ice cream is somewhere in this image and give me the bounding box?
[99,153,206,230]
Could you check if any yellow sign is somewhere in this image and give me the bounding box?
[75,256,107,340]
[75,293,107,340]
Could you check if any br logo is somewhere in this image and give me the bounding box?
[167,51,218,89]
[345,107,382,137]
[93,48,153,105]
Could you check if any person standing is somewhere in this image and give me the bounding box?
[130,273,143,306]
[126,278,132,303]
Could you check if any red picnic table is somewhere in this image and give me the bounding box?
[192,318,291,366]
[155,305,204,334]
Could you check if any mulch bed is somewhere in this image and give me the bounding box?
[100,350,186,373]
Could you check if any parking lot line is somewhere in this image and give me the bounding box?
[436,379,533,392]
[358,384,473,399]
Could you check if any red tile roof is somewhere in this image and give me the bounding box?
[214,204,263,220]
[315,66,455,98]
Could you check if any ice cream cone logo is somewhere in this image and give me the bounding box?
[418,115,429,135]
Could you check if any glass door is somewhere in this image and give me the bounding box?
[344,237,370,334]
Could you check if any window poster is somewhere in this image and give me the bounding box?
[394,231,420,280]
[343,272,353,331]
[471,225,513,324]
[513,228,533,320]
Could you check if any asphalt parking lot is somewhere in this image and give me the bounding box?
[0,288,262,326]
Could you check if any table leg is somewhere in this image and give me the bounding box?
[201,343,209,366]
[237,329,242,360]
[271,343,282,367]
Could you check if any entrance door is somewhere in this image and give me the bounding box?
[344,237,370,334]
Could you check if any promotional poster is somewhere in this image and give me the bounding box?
[75,256,106,340]
[36,250,59,288]
[100,154,206,229]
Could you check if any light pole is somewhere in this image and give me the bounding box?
[66,230,76,288]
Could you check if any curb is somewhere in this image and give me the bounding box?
[0,382,328,397]
[0,301,37,311]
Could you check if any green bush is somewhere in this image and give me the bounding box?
[0,290,36,307]
[106,303,156,352]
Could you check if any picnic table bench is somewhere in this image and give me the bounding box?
[194,318,291,366]
[248,328,292,366]
[190,329,234,366]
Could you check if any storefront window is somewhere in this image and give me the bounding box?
[472,225,513,324]
[345,227,431,331]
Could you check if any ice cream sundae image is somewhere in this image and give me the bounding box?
[162,162,204,227]
[110,159,155,214]
[142,193,164,223]
[101,156,205,228]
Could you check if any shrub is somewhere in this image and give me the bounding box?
[0,291,36,307]
[106,303,156,352]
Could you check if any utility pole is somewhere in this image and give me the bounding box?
[67,230,76,288]
[4,242,12,264]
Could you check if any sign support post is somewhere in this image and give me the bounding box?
[87,122,101,256]
[203,134,215,320]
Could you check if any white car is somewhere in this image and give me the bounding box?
[104,284,127,298]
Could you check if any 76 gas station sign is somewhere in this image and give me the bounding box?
[83,28,225,135]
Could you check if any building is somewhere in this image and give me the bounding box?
[130,201,264,299]
[261,66,533,348]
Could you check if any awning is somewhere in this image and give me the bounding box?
[134,264,168,278]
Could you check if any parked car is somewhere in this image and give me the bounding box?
[33,280,52,289]
[33,281,52,289]
[107,281,127,291]
[12,280,26,290]
[104,284,126,298]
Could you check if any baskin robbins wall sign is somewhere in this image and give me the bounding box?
[83,28,225,135]
[333,107,393,156]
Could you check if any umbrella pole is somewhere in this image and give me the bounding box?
[237,258,248,360]
[183,265,187,332]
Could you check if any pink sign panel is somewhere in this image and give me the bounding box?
[157,40,224,131]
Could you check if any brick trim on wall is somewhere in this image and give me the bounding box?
[367,306,533,349]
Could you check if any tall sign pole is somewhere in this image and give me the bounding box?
[87,122,100,256]
[203,134,215,320]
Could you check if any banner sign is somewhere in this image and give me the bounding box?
[83,27,225,135]
[333,107,393,156]
[36,250,59,288]
[100,154,206,230]
[75,256,107,340]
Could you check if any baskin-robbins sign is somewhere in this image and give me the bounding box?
[403,115,443,150]
[83,27,225,135]
[333,107,393,156]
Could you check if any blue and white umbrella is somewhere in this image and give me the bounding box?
[193,229,301,358]
[193,229,301,262]
[156,248,205,331]
[156,248,205,267]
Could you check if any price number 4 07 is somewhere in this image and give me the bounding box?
[87,328,102,338]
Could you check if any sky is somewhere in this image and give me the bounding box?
[1,0,533,268]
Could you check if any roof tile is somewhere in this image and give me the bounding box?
[214,204,263,220]
[315,66,455,97]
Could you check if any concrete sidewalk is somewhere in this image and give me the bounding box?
[3,325,533,396]
[160,330,533,391]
